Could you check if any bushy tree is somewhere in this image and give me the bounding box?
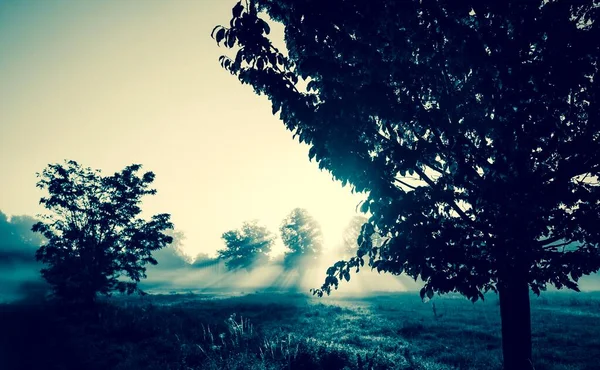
[280,208,323,269]
[33,160,173,304]
[213,1,600,368]
[218,220,275,270]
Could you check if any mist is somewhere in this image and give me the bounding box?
[3,209,599,301]
[140,244,421,296]
[0,211,47,302]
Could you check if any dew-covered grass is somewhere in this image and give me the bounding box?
[1,291,599,369]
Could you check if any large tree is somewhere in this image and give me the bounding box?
[33,160,173,304]
[218,220,275,270]
[280,208,323,269]
[212,1,600,368]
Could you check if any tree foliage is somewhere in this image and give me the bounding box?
[213,2,599,366]
[33,160,173,303]
[218,220,275,270]
[280,208,323,268]
[213,0,600,299]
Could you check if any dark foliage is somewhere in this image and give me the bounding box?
[218,220,275,270]
[212,1,599,367]
[33,160,173,304]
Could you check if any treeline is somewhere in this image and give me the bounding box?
[1,160,373,304]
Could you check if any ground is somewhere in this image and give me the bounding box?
[1,291,599,369]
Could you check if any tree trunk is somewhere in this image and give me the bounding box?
[498,272,533,370]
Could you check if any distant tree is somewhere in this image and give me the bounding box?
[191,252,220,268]
[280,208,323,269]
[341,216,368,257]
[33,160,173,304]
[150,229,192,269]
[218,220,275,270]
[213,1,600,368]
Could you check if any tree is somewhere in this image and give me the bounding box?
[33,160,173,304]
[218,220,275,270]
[192,252,220,268]
[340,215,369,257]
[280,208,323,269]
[150,229,192,269]
[212,1,600,368]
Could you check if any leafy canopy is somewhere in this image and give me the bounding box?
[218,220,275,270]
[280,208,323,269]
[214,0,600,301]
[33,160,173,302]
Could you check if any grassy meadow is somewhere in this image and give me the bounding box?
[1,291,599,370]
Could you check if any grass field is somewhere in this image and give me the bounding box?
[1,291,599,370]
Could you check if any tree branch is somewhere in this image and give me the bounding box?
[394,177,418,191]
[411,165,475,226]
[537,235,562,247]
[541,240,574,251]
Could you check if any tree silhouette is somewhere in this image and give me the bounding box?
[280,208,323,269]
[33,160,173,305]
[218,220,275,270]
[213,1,600,368]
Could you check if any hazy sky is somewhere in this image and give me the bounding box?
[0,0,366,258]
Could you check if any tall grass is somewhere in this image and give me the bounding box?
[2,291,599,370]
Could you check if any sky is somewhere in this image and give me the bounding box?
[0,0,366,258]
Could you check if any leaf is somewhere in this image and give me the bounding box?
[262,19,271,35]
[211,26,222,39]
[307,80,319,92]
[226,31,236,48]
[232,1,243,18]
[215,28,226,44]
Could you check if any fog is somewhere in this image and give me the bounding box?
[0,211,47,302]
[2,209,599,302]
[141,247,421,296]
